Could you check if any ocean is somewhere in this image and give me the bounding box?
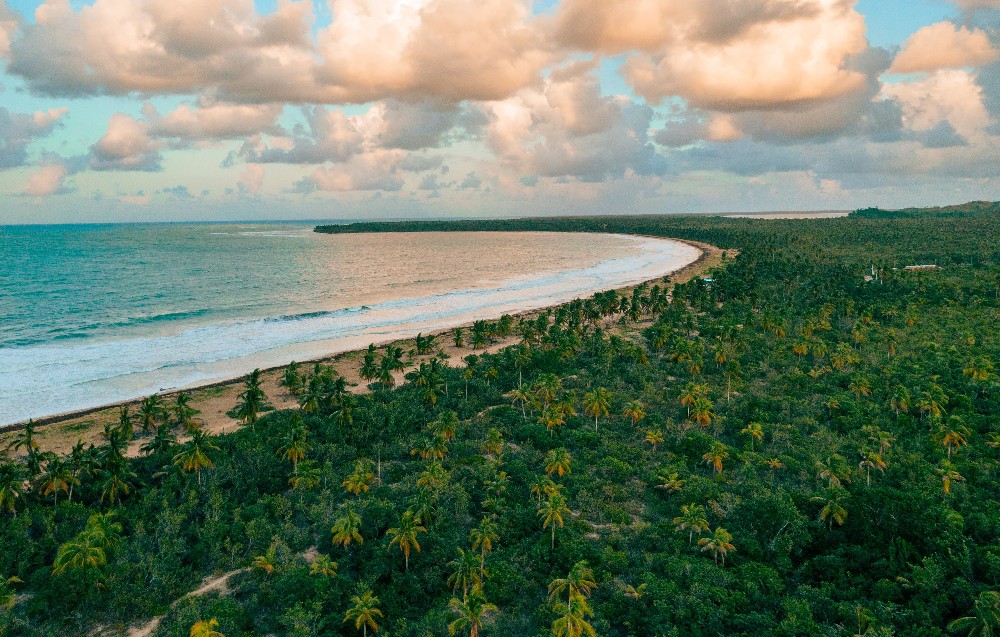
[0,223,700,425]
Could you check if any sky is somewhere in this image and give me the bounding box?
[0,0,998,223]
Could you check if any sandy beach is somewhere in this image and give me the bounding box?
[0,237,723,458]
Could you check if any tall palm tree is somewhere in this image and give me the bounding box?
[938,419,970,459]
[698,526,736,565]
[277,422,309,474]
[344,589,382,637]
[582,387,611,431]
[190,618,226,637]
[702,441,729,475]
[137,393,168,434]
[360,345,379,386]
[39,457,78,506]
[673,503,709,544]
[948,590,1000,636]
[448,547,483,598]
[740,422,764,450]
[227,369,274,428]
[938,461,965,495]
[469,517,499,574]
[538,492,570,549]
[548,561,597,613]
[100,463,137,506]
[173,430,220,485]
[140,423,178,457]
[538,404,567,436]
[174,392,201,431]
[622,401,645,426]
[812,487,849,529]
[545,448,572,478]
[551,593,596,637]
[448,591,499,637]
[387,510,427,570]
[644,429,665,451]
[331,508,364,547]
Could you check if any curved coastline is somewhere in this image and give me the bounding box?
[1,233,717,436]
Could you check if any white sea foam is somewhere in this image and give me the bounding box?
[0,234,698,425]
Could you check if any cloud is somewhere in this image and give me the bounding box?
[22,163,68,196]
[297,149,407,192]
[143,100,284,139]
[90,113,162,171]
[241,163,264,194]
[481,64,667,181]
[0,0,20,59]
[6,0,548,104]
[555,0,869,110]
[316,0,551,102]
[881,69,991,139]
[890,22,999,73]
[950,0,1000,8]
[0,106,68,169]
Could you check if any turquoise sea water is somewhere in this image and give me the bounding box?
[0,223,700,425]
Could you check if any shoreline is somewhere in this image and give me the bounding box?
[0,236,723,455]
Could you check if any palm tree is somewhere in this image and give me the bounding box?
[538,404,567,436]
[360,345,379,386]
[673,503,709,544]
[100,463,137,506]
[173,430,219,485]
[190,618,225,637]
[39,457,78,505]
[387,510,427,570]
[505,388,531,421]
[309,553,338,577]
[252,544,277,575]
[343,460,376,495]
[115,406,135,442]
[551,593,596,637]
[622,401,645,426]
[331,508,364,547]
[448,547,483,598]
[173,392,201,431]
[698,526,736,565]
[140,423,178,457]
[0,575,23,611]
[702,441,729,475]
[583,387,611,431]
[530,475,558,504]
[858,450,887,486]
[0,462,26,517]
[449,591,499,637]
[549,561,597,613]
[691,396,715,428]
[655,472,684,493]
[227,369,274,428]
[644,429,664,451]
[679,383,709,417]
[137,393,169,434]
[938,420,970,459]
[545,448,572,478]
[538,491,570,549]
[938,461,965,495]
[344,589,382,637]
[948,590,1000,636]
[740,422,764,450]
[278,421,309,473]
[52,533,106,576]
[812,487,849,529]
[469,517,499,574]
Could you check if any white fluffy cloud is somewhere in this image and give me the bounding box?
[22,163,68,196]
[90,113,162,171]
[882,69,992,140]
[557,0,869,110]
[890,22,999,73]
[143,100,284,139]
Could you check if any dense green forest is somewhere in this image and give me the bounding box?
[2,204,999,636]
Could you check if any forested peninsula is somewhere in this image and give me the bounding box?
[2,203,999,636]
